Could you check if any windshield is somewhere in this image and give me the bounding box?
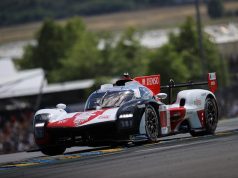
[85,90,134,110]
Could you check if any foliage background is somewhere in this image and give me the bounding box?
[16,17,227,89]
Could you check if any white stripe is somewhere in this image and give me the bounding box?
[35,123,45,127]
[136,140,212,153]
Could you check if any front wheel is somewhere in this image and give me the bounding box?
[145,105,160,142]
[40,146,66,156]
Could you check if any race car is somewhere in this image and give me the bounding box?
[33,73,219,155]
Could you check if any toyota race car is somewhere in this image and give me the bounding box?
[33,73,219,155]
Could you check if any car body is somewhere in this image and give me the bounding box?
[33,73,219,155]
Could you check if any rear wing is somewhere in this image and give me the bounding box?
[134,72,218,103]
[134,75,161,95]
[161,72,218,104]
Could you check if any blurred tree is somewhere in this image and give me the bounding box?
[17,16,227,87]
[63,17,86,49]
[85,76,112,97]
[148,17,226,86]
[110,27,148,77]
[207,0,224,18]
[96,32,115,76]
[51,27,148,82]
[148,42,190,85]
[17,19,65,72]
[50,30,100,82]
[17,17,90,82]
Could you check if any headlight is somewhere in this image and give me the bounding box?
[35,123,45,127]
[34,114,51,128]
[34,114,51,139]
[34,114,52,123]
[119,113,133,119]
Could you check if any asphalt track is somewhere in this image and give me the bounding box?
[1,118,238,178]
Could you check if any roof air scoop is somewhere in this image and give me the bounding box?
[56,103,66,110]
[100,84,113,91]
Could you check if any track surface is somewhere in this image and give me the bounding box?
[1,118,238,178]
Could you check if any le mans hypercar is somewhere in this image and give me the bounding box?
[33,73,219,155]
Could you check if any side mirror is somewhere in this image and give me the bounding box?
[56,103,66,110]
[156,93,167,100]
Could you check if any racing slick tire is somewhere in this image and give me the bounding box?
[40,146,66,156]
[145,105,160,142]
[190,97,218,137]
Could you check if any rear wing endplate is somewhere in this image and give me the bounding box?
[208,72,218,93]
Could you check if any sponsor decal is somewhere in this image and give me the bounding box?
[141,77,159,86]
[209,73,216,80]
[194,98,202,106]
[172,112,181,117]
[98,115,110,119]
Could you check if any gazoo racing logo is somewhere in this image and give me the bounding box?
[74,110,107,126]
[74,112,94,126]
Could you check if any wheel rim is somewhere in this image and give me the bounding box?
[145,106,159,140]
[205,100,218,130]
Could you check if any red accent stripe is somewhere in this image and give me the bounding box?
[197,110,205,127]
[160,111,167,127]
[169,107,186,131]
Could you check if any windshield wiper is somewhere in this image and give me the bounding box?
[99,91,108,107]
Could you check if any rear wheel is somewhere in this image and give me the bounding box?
[41,146,66,156]
[145,105,160,142]
[190,97,218,137]
[204,98,218,134]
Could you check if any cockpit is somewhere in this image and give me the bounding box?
[84,81,153,111]
[85,89,134,111]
